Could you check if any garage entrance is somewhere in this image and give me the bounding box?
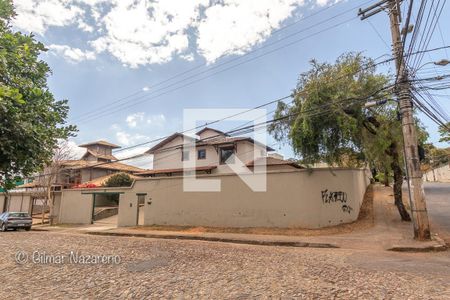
[81,191,124,226]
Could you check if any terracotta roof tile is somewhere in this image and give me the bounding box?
[82,173,142,186]
[137,165,217,176]
[246,157,303,168]
[62,160,144,173]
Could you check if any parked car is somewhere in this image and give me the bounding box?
[0,212,32,231]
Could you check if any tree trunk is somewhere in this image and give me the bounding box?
[389,143,411,221]
[41,198,46,225]
[383,168,390,186]
[47,188,54,226]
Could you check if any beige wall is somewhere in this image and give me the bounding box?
[6,194,31,213]
[57,188,127,224]
[55,169,370,228]
[118,194,138,227]
[198,129,226,140]
[53,192,62,220]
[0,195,5,213]
[86,145,112,156]
[81,168,109,183]
[58,190,93,224]
[153,136,268,174]
[124,168,370,229]
[423,164,450,183]
[153,135,185,170]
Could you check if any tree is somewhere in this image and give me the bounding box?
[438,122,450,143]
[422,143,450,170]
[0,1,76,194]
[269,53,419,221]
[33,141,76,225]
[103,173,134,187]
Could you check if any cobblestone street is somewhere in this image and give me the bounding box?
[1,231,449,299]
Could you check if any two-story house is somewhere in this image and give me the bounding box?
[72,141,145,184]
[137,128,301,177]
[23,140,144,189]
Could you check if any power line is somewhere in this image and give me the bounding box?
[29,81,396,180]
[26,53,450,180]
[114,52,402,154]
[71,0,374,122]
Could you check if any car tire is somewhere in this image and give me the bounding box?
[25,227,31,231]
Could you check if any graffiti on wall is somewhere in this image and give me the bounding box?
[321,189,353,214]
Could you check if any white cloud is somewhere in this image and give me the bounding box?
[48,44,96,63]
[315,0,330,6]
[116,131,149,146]
[77,20,94,33]
[197,0,305,62]
[89,0,207,68]
[126,112,166,128]
[13,0,312,66]
[12,0,83,35]
[126,112,145,128]
[66,140,86,159]
[114,146,153,169]
[146,114,166,127]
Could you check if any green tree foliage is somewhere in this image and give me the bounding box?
[103,173,134,187]
[0,0,76,191]
[438,122,450,143]
[423,143,450,170]
[270,53,389,166]
[269,53,422,221]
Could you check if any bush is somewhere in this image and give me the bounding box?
[103,173,133,187]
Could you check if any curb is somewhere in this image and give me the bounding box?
[387,244,448,252]
[85,231,340,249]
[387,237,448,253]
[31,228,50,232]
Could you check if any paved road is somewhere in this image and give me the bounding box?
[424,182,450,243]
[1,231,449,298]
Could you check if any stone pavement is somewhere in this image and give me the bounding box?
[34,185,447,252]
[2,231,449,299]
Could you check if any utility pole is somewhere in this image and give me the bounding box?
[358,0,431,240]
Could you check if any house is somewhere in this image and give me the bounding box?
[61,140,144,186]
[137,127,301,177]
[22,140,144,189]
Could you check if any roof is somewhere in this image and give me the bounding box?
[19,181,43,188]
[81,149,117,161]
[137,165,217,176]
[198,136,275,151]
[147,130,274,154]
[78,140,121,149]
[195,127,229,137]
[146,133,195,154]
[246,157,303,168]
[81,173,142,187]
[62,160,144,173]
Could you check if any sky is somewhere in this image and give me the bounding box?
[11,0,450,168]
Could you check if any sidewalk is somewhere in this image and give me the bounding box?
[34,185,447,251]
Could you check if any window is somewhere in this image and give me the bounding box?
[220,146,235,164]
[181,150,190,161]
[198,149,206,160]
